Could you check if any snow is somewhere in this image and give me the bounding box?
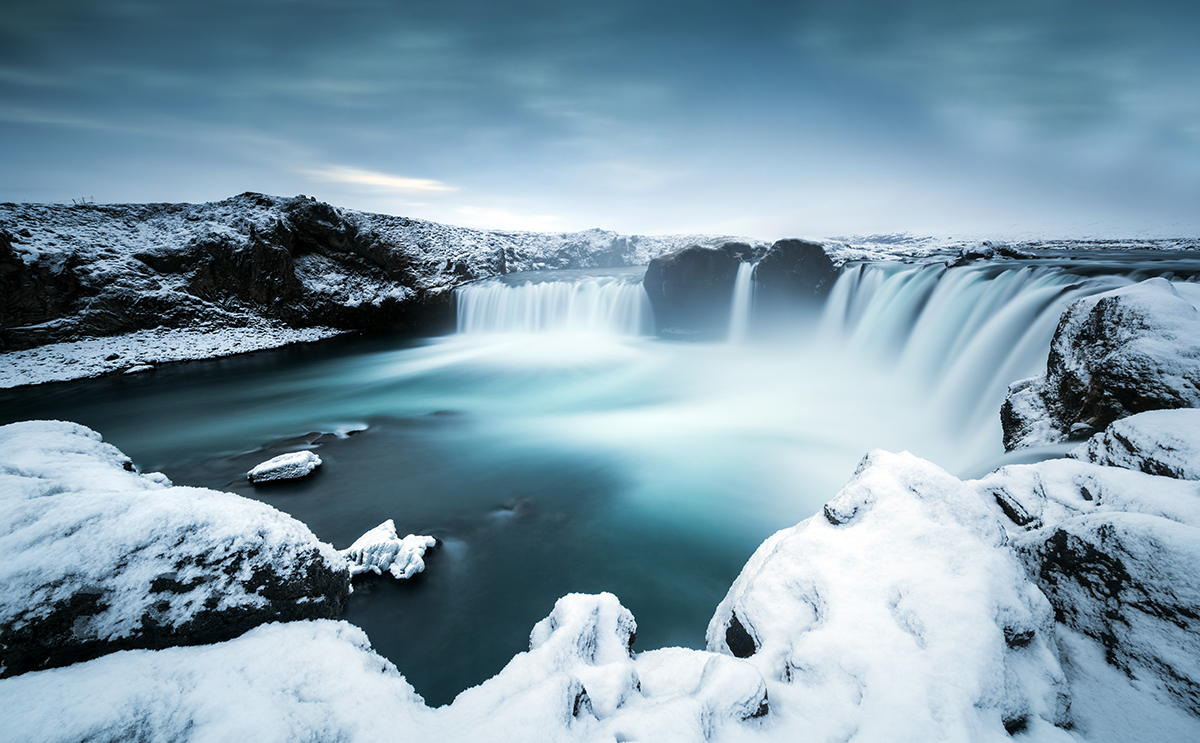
[708,450,1071,742]
[1069,409,1200,480]
[341,519,436,579]
[0,322,345,389]
[248,450,323,483]
[0,420,348,676]
[973,455,1200,720]
[1003,277,1200,450]
[0,620,430,743]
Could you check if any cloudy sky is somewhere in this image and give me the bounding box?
[2,0,1197,238]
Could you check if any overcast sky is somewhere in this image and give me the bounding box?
[2,0,1197,238]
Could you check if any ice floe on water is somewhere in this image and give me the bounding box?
[248,450,323,483]
[342,520,437,580]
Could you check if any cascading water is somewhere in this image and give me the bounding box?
[456,267,653,335]
[812,259,1197,470]
[727,261,756,342]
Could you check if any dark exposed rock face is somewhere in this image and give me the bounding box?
[751,239,838,316]
[643,242,758,339]
[2,544,349,678]
[0,420,352,678]
[0,229,83,346]
[1001,278,1200,450]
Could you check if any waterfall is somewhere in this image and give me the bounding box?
[456,270,654,335]
[819,261,1139,455]
[727,261,756,342]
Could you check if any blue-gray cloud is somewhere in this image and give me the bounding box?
[1,0,1196,236]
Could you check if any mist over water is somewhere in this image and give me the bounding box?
[3,253,1197,705]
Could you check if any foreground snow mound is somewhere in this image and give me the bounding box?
[1002,278,1200,450]
[341,520,436,579]
[0,597,769,743]
[448,592,768,742]
[707,450,1071,741]
[1068,409,1200,480]
[248,450,322,483]
[975,456,1200,716]
[0,420,350,678]
[0,621,430,743]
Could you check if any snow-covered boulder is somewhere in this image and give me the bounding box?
[0,420,350,677]
[1068,408,1200,480]
[707,450,1071,740]
[341,520,436,579]
[974,457,1200,715]
[1002,278,1200,450]
[0,597,770,743]
[446,592,769,742]
[248,450,322,483]
[0,620,431,743]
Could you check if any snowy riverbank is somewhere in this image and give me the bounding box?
[0,323,346,389]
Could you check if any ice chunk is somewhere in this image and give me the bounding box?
[248,450,322,483]
[341,520,436,580]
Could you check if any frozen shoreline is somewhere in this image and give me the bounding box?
[0,323,347,389]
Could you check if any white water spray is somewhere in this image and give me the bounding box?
[727,261,756,342]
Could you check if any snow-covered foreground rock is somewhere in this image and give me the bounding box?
[977,427,1200,718]
[248,450,323,483]
[2,417,1200,741]
[0,420,350,677]
[708,450,1071,741]
[1067,408,1200,480]
[0,596,771,743]
[342,519,437,579]
[1002,278,1200,450]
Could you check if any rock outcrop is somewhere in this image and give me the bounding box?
[0,194,734,352]
[708,450,1070,739]
[976,427,1200,716]
[750,239,839,317]
[643,242,760,339]
[1001,278,1200,450]
[1068,409,1200,480]
[0,420,351,678]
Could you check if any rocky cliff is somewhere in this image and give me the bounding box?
[0,193,726,352]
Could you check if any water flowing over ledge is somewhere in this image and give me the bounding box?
[456,268,654,336]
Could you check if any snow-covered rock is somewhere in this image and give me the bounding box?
[248,450,323,483]
[1002,278,1200,450]
[341,520,436,579]
[974,457,1200,716]
[0,596,771,743]
[707,450,1071,740]
[428,592,770,742]
[0,420,350,677]
[1068,409,1200,480]
[0,194,745,365]
[0,620,430,743]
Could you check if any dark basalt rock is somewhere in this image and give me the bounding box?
[1002,278,1200,451]
[1,545,349,678]
[724,611,757,658]
[751,239,838,317]
[0,229,82,349]
[643,242,753,339]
